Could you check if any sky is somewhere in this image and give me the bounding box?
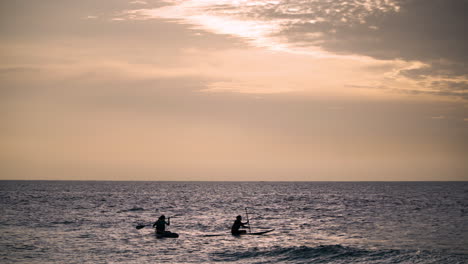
[1,0,467,181]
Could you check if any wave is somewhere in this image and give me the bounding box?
[210,245,468,263]
[117,207,145,213]
[51,220,75,225]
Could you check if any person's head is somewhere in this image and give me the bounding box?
[236,215,242,220]
[159,215,165,220]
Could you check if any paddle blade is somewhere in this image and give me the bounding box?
[136,225,146,229]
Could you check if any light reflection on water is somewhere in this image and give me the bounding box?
[0,181,467,263]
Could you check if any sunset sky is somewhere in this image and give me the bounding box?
[1,0,467,181]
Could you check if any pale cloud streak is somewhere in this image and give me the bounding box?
[129,0,147,4]
[118,0,400,56]
[118,0,468,100]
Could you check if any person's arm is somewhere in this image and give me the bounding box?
[152,221,157,228]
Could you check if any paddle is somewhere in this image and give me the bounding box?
[136,216,175,229]
[245,207,251,233]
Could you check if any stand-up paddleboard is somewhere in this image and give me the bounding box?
[244,229,274,235]
[204,229,274,237]
[156,232,179,239]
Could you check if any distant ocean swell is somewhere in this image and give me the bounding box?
[210,245,467,264]
[1,181,467,263]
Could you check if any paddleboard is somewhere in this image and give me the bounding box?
[204,229,274,237]
[156,232,179,238]
[244,229,274,235]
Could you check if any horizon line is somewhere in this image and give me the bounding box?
[1,179,466,183]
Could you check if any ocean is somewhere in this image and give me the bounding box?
[0,181,467,263]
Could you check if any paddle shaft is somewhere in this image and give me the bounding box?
[136,216,174,229]
[245,208,251,233]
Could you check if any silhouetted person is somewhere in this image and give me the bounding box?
[153,215,171,235]
[231,215,249,235]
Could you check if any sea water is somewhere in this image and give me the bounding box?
[0,181,467,263]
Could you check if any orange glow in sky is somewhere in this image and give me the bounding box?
[1,0,467,181]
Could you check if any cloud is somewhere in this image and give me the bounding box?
[119,0,468,100]
[430,81,468,93]
[268,0,468,63]
[400,61,468,80]
[2,0,467,181]
[0,66,40,74]
[130,0,147,4]
[268,0,468,95]
[83,15,98,20]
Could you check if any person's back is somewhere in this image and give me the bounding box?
[155,219,166,233]
[231,215,248,235]
[153,215,169,234]
[231,219,241,233]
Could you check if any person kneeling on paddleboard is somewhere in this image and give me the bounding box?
[231,215,249,235]
[153,215,171,235]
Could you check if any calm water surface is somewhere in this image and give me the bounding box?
[0,181,467,263]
